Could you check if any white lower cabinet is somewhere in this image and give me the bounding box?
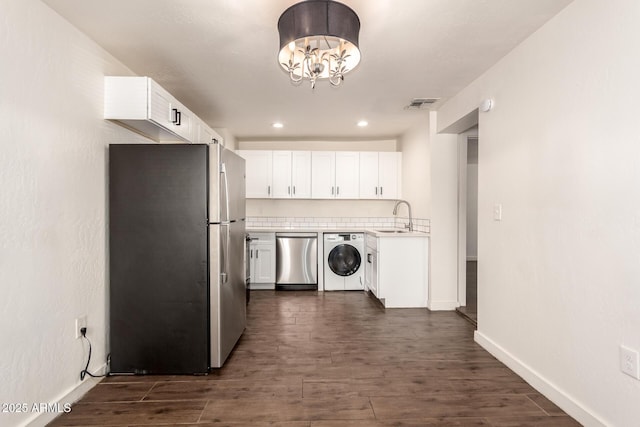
[375,235,429,308]
[365,233,379,297]
[248,233,276,289]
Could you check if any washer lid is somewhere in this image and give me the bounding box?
[327,244,361,277]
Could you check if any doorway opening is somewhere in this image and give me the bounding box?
[456,133,478,326]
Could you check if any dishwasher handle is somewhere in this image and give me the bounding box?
[275,233,318,238]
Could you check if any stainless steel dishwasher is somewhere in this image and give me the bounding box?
[275,233,318,290]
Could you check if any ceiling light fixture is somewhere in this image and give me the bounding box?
[272,122,284,128]
[277,0,361,89]
[357,120,368,127]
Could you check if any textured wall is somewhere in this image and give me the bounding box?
[437,0,640,425]
[0,1,148,426]
[398,116,431,218]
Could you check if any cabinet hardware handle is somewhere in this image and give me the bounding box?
[250,249,253,259]
[175,111,181,126]
[337,186,340,195]
[375,187,378,195]
[288,186,291,195]
[256,249,259,259]
[293,186,296,195]
[171,108,178,123]
[367,254,372,263]
[331,187,334,195]
[268,185,271,195]
[380,186,383,196]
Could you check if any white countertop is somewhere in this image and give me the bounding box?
[246,227,428,238]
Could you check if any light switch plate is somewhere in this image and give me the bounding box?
[493,204,502,221]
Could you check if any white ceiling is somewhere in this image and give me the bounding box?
[43,0,572,140]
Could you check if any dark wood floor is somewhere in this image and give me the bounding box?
[456,261,478,326]
[50,291,580,426]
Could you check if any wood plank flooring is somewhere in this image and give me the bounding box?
[456,261,477,327]
[49,291,580,426]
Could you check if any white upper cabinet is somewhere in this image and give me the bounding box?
[241,149,398,200]
[243,150,312,199]
[311,151,359,199]
[272,151,293,198]
[378,152,401,199]
[359,152,401,199]
[236,150,273,198]
[291,151,312,198]
[311,151,336,199]
[334,152,360,199]
[105,76,218,145]
[359,152,380,199]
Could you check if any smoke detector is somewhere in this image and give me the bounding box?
[404,98,440,110]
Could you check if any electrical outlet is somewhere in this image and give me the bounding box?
[620,345,640,379]
[75,315,87,339]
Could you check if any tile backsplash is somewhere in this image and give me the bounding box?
[246,216,430,233]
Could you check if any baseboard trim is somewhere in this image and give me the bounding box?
[474,331,607,427]
[427,300,459,311]
[23,363,106,427]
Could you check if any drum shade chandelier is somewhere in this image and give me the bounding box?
[277,0,361,89]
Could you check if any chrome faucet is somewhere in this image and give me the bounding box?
[392,200,414,231]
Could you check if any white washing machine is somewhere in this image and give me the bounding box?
[323,233,365,291]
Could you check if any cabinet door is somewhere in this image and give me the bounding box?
[291,151,312,198]
[148,80,176,131]
[378,152,401,199]
[272,151,293,198]
[172,106,193,141]
[371,250,378,297]
[311,151,336,199]
[359,152,379,199]
[237,150,273,198]
[199,123,215,144]
[335,152,360,199]
[248,241,257,283]
[254,244,276,283]
[364,250,372,290]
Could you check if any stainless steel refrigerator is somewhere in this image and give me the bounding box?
[109,142,246,374]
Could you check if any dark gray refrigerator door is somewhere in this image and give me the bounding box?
[109,144,209,374]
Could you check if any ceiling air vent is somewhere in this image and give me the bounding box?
[404,98,440,110]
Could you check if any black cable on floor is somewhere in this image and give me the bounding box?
[79,329,108,381]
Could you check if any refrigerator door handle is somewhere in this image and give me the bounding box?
[221,163,230,223]
[221,223,230,284]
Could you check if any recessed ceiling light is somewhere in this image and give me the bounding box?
[272,122,284,128]
[357,120,368,127]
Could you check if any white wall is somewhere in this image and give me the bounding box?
[398,116,431,218]
[427,112,459,310]
[437,0,640,425]
[239,139,399,218]
[0,1,148,426]
[216,127,237,150]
